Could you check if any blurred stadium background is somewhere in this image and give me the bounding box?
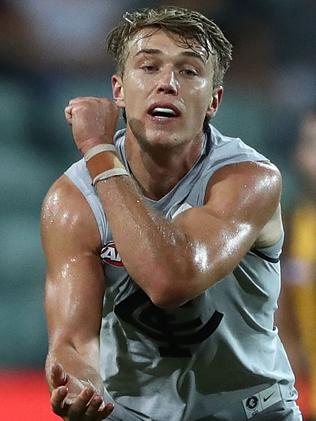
[1,0,315,419]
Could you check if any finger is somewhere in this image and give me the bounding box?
[84,393,104,418]
[67,387,95,417]
[64,106,73,125]
[51,386,68,416]
[96,402,114,420]
[65,106,72,116]
[51,363,68,388]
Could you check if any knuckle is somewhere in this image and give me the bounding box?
[73,104,88,114]
[90,397,102,409]
[101,97,113,107]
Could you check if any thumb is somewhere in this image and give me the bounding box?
[51,363,68,389]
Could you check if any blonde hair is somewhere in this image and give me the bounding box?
[106,6,232,87]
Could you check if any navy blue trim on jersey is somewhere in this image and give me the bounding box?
[251,249,280,263]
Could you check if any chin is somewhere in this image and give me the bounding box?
[129,119,191,149]
[145,129,186,148]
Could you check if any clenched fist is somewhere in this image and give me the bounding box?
[65,97,120,155]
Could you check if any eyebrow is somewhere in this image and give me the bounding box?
[134,48,206,63]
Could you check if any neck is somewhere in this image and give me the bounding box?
[125,129,205,200]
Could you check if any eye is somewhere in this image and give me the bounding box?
[141,65,158,73]
[180,68,198,77]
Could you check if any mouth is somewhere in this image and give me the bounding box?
[147,103,181,121]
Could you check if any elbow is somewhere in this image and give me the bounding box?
[150,291,187,309]
[135,255,197,309]
[147,270,193,310]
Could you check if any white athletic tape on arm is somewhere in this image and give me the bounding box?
[93,168,129,186]
[83,143,129,185]
[84,144,117,161]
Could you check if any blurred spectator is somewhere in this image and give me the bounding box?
[9,0,134,75]
[278,108,316,421]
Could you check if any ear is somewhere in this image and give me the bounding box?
[112,74,125,108]
[206,86,224,119]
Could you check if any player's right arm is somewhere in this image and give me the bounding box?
[41,175,114,420]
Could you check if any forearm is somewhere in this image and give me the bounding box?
[94,172,260,307]
[46,342,103,393]
[95,176,194,304]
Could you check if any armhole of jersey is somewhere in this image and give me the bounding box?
[250,233,284,263]
[250,248,280,263]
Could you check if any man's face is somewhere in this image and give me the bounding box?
[112,28,222,148]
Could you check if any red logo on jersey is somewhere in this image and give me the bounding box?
[100,241,124,267]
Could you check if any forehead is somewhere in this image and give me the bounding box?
[126,27,211,62]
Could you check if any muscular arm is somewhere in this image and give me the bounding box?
[95,161,281,308]
[41,175,113,419]
[65,97,282,309]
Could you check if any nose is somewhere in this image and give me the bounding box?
[156,68,178,95]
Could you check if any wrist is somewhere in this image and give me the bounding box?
[79,137,113,155]
[84,144,129,186]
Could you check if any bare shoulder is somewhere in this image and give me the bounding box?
[204,161,282,230]
[41,175,101,253]
[205,160,281,205]
[205,160,281,198]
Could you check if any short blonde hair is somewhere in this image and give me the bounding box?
[106,6,232,88]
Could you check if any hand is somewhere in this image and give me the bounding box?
[64,97,120,155]
[49,363,114,421]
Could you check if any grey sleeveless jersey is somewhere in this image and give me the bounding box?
[65,125,299,421]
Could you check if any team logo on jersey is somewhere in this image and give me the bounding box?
[114,289,224,357]
[246,396,259,410]
[100,241,124,267]
[242,384,282,419]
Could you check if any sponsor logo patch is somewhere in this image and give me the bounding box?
[100,241,123,267]
[246,396,259,410]
[242,383,282,419]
